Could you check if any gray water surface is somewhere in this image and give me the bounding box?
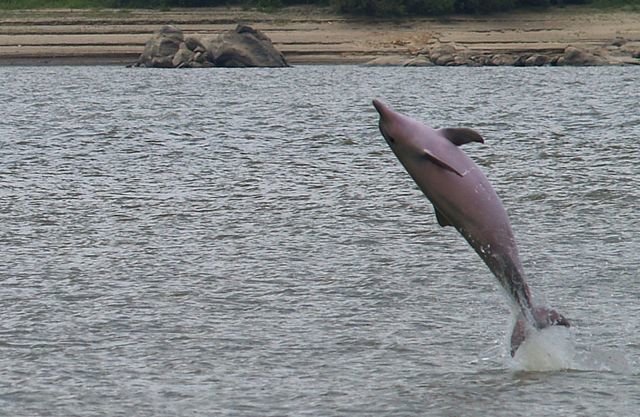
[1,66,639,416]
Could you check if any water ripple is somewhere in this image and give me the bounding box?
[0,65,638,416]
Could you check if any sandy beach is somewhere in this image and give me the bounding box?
[0,6,639,65]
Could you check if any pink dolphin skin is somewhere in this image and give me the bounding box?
[373,99,569,356]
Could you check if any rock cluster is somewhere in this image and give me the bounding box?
[133,24,289,68]
[133,25,209,68]
[207,24,289,68]
[365,39,640,67]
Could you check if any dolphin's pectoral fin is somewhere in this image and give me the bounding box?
[434,206,453,227]
[423,148,466,177]
[439,128,485,146]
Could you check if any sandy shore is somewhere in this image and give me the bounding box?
[0,6,639,65]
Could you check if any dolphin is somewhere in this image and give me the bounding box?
[373,98,569,356]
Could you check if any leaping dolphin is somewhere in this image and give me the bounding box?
[373,99,569,356]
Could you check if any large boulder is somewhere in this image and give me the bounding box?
[136,25,183,68]
[556,46,608,66]
[133,23,290,68]
[207,24,289,68]
[425,42,474,66]
[134,25,214,68]
[428,42,458,66]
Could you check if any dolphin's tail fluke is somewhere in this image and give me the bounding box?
[475,239,571,356]
[510,307,571,356]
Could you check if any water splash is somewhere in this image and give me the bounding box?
[508,325,633,374]
[572,346,633,374]
[510,325,575,371]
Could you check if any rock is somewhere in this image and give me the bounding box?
[136,25,184,68]
[426,42,475,66]
[185,36,206,53]
[193,51,205,63]
[159,25,184,41]
[172,42,194,68]
[428,42,457,61]
[487,54,518,66]
[468,55,489,66]
[556,46,607,66]
[133,24,286,69]
[524,54,551,67]
[134,25,212,68]
[452,54,473,66]
[150,55,174,68]
[208,24,289,68]
[428,42,459,66]
[434,53,456,66]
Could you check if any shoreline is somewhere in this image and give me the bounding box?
[0,6,639,66]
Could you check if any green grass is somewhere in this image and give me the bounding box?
[0,0,169,9]
[0,0,107,8]
[0,0,109,8]
[590,0,640,9]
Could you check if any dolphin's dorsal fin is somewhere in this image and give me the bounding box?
[439,128,484,146]
[434,206,453,227]
[423,148,466,177]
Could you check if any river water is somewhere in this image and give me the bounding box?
[1,65,638,416]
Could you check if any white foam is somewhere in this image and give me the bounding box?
[510,325,575,372]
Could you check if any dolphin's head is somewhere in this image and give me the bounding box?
[373,98,431,158]
[374,98,484,180]
[372,98,397,146]
[510,307,571,356]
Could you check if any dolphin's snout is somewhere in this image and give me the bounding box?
[373,99,395,145]
[372,98,385,115]
[372,98,392,121]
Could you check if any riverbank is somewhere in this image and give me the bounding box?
[0,6,639,65]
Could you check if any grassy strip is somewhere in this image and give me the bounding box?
[590,0,640,9]
[0,0,166,9]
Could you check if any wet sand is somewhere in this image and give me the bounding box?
[0,6,639,65]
